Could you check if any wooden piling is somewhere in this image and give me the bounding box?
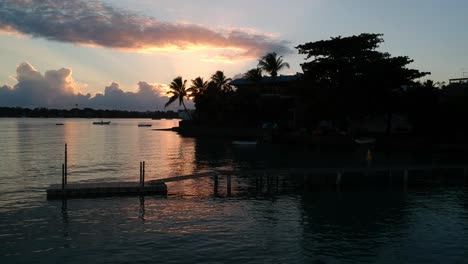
[276,175,279,192]
[64,144,68,185]
[213,173,219,195]
[403,169,409,189]
[227,174,232,196]
[139,162,143,187]
[62,163,65,190]
[336,172,342,185]
[388,169,393,188]
[142,161,145,187]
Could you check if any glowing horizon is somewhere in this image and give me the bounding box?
[1,0,468,110]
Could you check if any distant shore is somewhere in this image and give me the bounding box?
[0,106,180,119]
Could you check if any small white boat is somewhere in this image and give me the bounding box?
[354,137,376,144]
[93,121,111,125]
[138,124,152,127]
[232,141,257,146]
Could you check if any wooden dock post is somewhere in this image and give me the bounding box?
[142,161,145,187]
[388,169,393,188]
[336,172,342,185]
[276,175,279,192]
[266,172,271,191]
[62,163,65,190]
[139,162,142,187]
[403,169,409,189]
[227,174,232,196]
[213,173,219,195]
[336,172,342,192]
[64,144,68,185]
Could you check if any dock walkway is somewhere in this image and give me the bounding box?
[47,165,468,199]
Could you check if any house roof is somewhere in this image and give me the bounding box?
[229,73,303,87]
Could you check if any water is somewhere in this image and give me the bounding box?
[0,118,467,263]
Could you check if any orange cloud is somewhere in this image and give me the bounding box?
[0,0,291,61]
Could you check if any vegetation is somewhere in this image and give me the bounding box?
[210,71,233,93]
[258,52,290,77]
[9,32,467,145]
[244,68,263,82]
[0,107,179,119]
[296,33,429,134]
[165,76,192,119]
[189,77,209,96]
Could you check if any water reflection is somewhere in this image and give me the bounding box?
[139,196,145,221]
[1,119,468,263]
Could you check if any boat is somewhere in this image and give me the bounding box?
[354,137,376,144]
[55,123,64,126]
[138,124,152,127]
[92,121,111,125]
[232,141,257,146]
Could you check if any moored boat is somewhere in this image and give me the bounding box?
[354,137,376,144]
[232,141,257,146]
[93,121,111,125]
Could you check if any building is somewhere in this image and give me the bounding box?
[229,73,304,128]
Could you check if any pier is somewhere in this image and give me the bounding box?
[46,171,221,199]
[47,165,468,199]
[218,165,468,190]
[46,145,468,199]
[47,157,170,199]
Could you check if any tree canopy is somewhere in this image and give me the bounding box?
[211,71,233,93]
[165,76,192,119]
[296,33,430,120]
[258,52,290,77]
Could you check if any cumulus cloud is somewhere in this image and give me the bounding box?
[0,62,188,111]
[0,0,291,61]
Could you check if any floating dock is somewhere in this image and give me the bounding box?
[46,182,167,199]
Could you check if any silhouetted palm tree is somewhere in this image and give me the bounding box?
[258,52,290,77]
[422,79,437,90]
[165,76,192,119]
[244,68,263,82]
[211,71,232,92]
[188,77,209,97]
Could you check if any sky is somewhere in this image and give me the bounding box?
[1,0,467,111]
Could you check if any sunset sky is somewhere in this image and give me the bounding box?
[1,0,467,110]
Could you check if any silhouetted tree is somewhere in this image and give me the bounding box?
[211,71,233,93]
[296,33,429,133]
[258,52,290,77]
[404,80,440,135]
[165,76,192,119]
[244,68,263,82]
[189,77,209,97]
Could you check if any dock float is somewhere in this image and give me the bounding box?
[46,182,167,199]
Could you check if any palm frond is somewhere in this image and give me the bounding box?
[258,52,290,77]
[165,94,178,108]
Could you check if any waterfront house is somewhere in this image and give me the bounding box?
[229,73,303,128]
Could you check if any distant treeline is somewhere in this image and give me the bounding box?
[0,107,180,119]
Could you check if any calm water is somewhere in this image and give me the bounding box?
[0,118,467,263]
